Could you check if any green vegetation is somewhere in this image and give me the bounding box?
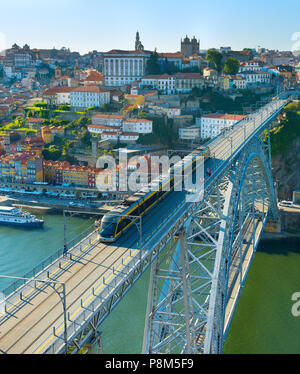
[224,57,240,75]
[0,118,38,134]
[42,146,62,161]
[86,106,100,111]
[33,102,47,109]
[264,101,300,156]
[188,88,275,113]
[161,58,180,75]
[65,116,91,131]
[25,129,38,136]
[58,104,70,111]
[25,107,51,119]
[139,117,178,147]
[80,131,92,147]
[146,49,160,75]
[41,118,69,127]
[205,49,223,72]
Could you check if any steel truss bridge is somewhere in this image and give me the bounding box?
[0,95,293,354]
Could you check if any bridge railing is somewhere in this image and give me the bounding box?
[1,224,97,297]
[42,245,149,354]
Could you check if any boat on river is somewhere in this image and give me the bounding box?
[0,206,44,228]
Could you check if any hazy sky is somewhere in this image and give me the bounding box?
[1,0,300,54]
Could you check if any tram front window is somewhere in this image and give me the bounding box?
[100,216,119,237]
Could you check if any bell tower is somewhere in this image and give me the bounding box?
[135,31,144,51]
[55,65,62,79]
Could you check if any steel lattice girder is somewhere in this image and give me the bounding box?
[144,136,278,354]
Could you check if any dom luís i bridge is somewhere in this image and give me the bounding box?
[0,94,293,354]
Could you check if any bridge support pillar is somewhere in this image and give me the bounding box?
[85,332,103,354]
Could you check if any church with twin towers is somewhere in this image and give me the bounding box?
[103,31,200,87]
[134,31,200,57]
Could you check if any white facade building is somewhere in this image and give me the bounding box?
[70,85,110,109]
[103,50,151,87]
[239,71,271,85]
[96,131,139,143]
[179,126,200,140]
[43,87,73,106]
[231,75,247,89]
[122,118,152,134]
[91,114,123,127]
[87,124,122,135]
[140,74,176,94]
[56,91,72,105]
[198,114,247,140]
[88,116,152,143]
[239,60,264,72]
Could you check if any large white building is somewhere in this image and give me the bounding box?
[239,70,271,85]
[239,60,264,72]
[70,85,110,109]
[197,113,247,140]
[140,74,176,94]
[43,86,73,106]
[140,72,205,94]
[122,118,152,134]
[91,114,123,127]
[103,50,151,87]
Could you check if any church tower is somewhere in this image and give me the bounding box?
[73,59,81,80]
[135,31,144,51]
[181,35,200,57]
[55,65,62,79]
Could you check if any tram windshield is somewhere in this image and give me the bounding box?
[100,215,119,236]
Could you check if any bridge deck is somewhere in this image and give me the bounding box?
[0,241,132,353]
[0,99,289,354]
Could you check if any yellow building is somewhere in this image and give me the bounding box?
[50,126,65,137]
[41,126,65,144]
[0,153,43,183]
[218,75,230,90]
[41,126,53,144]
[125,94,145,107]
[63,166,89,186]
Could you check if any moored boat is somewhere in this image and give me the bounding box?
[0,206,44,228]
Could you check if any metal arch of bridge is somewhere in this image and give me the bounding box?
[143,135,278,354]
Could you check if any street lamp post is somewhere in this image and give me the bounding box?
[0,275,68,354]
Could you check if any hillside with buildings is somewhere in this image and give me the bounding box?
[0,32,299,189]
[268,101,300,201]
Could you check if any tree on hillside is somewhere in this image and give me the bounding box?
[146,49,161,75]
[58,104,70,111]
[161,58,180,75]
[42,146,62,161]
[206,49,223,71]
[224,57,240,75]
[80,131,92,147]
[34,102,47,108]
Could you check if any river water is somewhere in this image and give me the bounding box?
[1,214,300,354]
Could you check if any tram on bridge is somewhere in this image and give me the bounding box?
[99,146,211,243]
